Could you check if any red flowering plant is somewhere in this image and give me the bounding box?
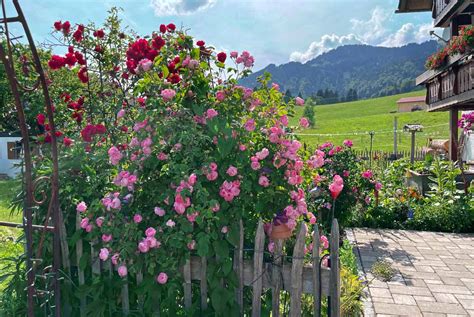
[23,9,335,315]
[425,25,474,70]
[458,112,474,131]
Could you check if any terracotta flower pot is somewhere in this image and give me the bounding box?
[270,223,293,240]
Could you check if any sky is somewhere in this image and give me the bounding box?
[5,0,435,71]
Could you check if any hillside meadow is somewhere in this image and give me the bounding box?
[292,90,450,151]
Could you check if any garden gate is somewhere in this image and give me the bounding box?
[0,0,62,316]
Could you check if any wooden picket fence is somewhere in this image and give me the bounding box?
[76,217,341,317]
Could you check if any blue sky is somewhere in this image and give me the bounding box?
[6,0,434,70]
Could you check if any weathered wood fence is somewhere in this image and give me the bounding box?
[76,218,341,317]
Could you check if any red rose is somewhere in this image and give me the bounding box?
[61,21,71,34]
[77,66,89,83]
[196,40,205,47]
[48,55,66,70]
[64,52,77,67]
[55,131,63,137]
[75,51,86,65]
[167,23,176,31]
[54,21,62,31]
[217,52,227,63]
[173,56,180,64]
[63,137,73,147]
[93,29,105,38]
[44,133,52,143]
[152,36,165,50]
[36,113,46,126]
[73,28,83,42]
[159,24,167,33]
[95,124,106,134]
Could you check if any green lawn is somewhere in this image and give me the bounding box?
[0,179,22,293]
[292,91,449,151]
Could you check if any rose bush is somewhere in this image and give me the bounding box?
[16,9,353,315]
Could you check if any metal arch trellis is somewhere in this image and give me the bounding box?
[0,0,61,316]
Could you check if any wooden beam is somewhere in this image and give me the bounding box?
[449,108,459,161]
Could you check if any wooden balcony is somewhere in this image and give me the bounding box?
[433,0,474,27]
[417,53,474,111]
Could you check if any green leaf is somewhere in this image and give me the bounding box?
[213,240,229,258]
[161,65,169,79]
[79,253,89,270]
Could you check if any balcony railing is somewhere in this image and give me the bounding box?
[433,0,473,27]
[423,55,474,111]
[434,0,453,19]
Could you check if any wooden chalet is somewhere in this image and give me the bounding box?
[397,0,474,161]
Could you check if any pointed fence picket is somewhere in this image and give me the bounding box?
[78,219,341,316]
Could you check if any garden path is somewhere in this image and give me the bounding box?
[348,228,474,317]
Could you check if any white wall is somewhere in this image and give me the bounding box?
[0,137,22,178]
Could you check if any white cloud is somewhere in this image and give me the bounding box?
[150,0,216,16]
[290,34,363,63]
[290,7,435,63]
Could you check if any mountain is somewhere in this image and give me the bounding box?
[239,41,438,100]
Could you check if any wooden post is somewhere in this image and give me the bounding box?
[235,220,244,314]
[251,220,265,317]
[410,131,416,164]
[329,220,340,317]
[121,280,130,315]
[393,116,398,158]
[312,227,321,317]
[449,109,459,161]
[271,239,284,316]
[183,259,192,310]
[75,214,86,316]
[200,257,208,311]
[289,223,307,317]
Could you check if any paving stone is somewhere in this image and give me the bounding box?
[427,284,471,295]
[455,294,474,310]
[389,285,432,296]
[417,302,467,315]
[422,313,447,317]
[425,279,444,285]
[433,293,459,304]
[393,294,417,305]
[414,295,436,302]
[370,287,392,298]
[405,278,428,288]
[373,302,422,316]
[371,296,394,304]
[440,277,465,286]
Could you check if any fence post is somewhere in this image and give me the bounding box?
[200,257,208,311]
[251,220,265,317]
[183,259,192,309]
[271,239,284,316]
[312,226,321,317]
[289,223,307,317]
[235,219,244,314]
[75,214,86,316]
[329,219,340,317]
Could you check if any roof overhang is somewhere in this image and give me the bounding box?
[396,0,433,13]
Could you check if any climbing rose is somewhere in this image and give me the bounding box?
[258,175,270,187]
[299,117,310,128]
[226,165,238,177]
[361,170,373,179]
[166,23,176,31]
[206,108,218,119]
[161,89,176,101]
[108,146,123,165]
[145,227,156,237]
[343,139,353,147]
[36,113,46,125]
[76,201,87,213]
[48,55,65,70]
[156,272,168,284]
[154,207,165,216]
[159,24,167,33]
[99,248,109,261]
[196,40,205,47]
[133,214,143,223]
[166,219,175,227]
[295,97,305,106]
[217,52,227,63]
[118,265,128,277]
[244,119,256,131]
[63,137,73,147]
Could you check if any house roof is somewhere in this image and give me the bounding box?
[396,0,432,13]
[397,96,426,104]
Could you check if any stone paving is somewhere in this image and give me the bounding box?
[349,228,474,317]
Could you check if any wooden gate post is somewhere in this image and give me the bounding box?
[329,219,340,317]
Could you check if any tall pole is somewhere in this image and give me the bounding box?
[369,131,375,168]
[393,117,398,158]
[410,131,416,164]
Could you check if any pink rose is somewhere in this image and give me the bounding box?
[226,165,238,177]
[102,234,112,242]
[221,226,228,234]
[161,89,176,102]
[145,227,156,237]
[216,91,226,102]
[299,117,310,128]
[206,108,218,119]
[188,173,197,186]
[80,218,89,229]
[244,119,256,131]
[343,139,353,147]
[329,175,344,199]
[156,272,168,284]
[138,241,150,253]
[295,97,305,106]
[99,248,109,261]
[111,253,119,265]
[108,146,122,166]
[117,109,126,119]
[95,217,104,227]
[118,265,127,277]
[154,207,165,217]
[166,219,175,227]
[258,175,270,187]
[133,214,143,223]
[76,201,87,213]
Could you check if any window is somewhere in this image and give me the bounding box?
[7,141,21,160]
